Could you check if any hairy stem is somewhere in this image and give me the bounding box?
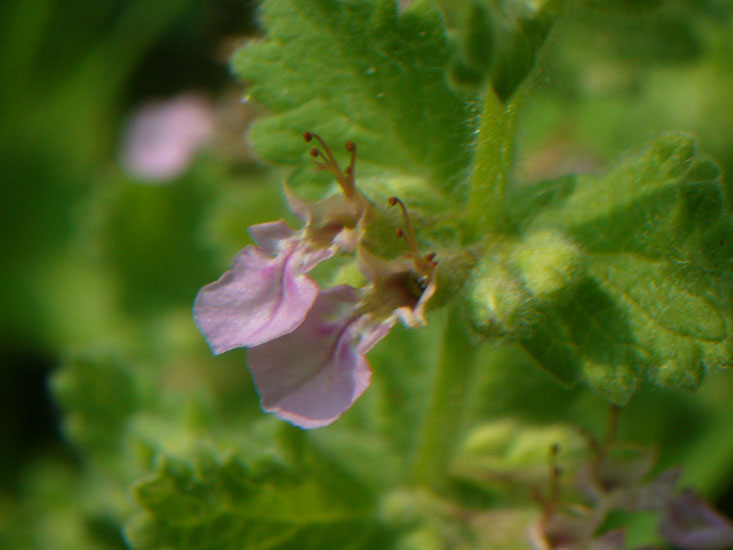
[410,308,477,488]
[467,88,519,235]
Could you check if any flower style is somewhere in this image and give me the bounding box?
[194,133,438,428]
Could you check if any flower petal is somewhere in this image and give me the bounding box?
[249,220,335,271]
[194,242,318,353]
[247,285,386,428]
[249,220,297,254]
[356,315,396,354]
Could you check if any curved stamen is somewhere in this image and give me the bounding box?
[389,196,419,254]
[388,196,438,282]
[303,131,356,199]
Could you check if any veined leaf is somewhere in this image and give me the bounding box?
[232,0,475,191]
[515,133,732,402]
[126,448,394,550]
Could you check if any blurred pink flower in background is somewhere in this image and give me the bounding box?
[121,93,214,181]
[659,489,733,550]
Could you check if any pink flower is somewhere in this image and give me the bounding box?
[241,193,437,428]
[121,94,214,181]
[529,507,625,550]
[659,489,733,550]
[194,134,438,428]
[577,443,680,513]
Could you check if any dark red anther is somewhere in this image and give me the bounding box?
[345,140,355,152]
[304,131,313,142]
[345,166,352,176]
[388,196,398,206]
[396,228,404,238]
[309,148,319,158]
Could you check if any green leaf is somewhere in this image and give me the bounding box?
[126,448,394,550]
[487,0,563,102]
[52,352,141,456]
[514,133,733,403]
[447,0,496,90]
[232,0,475,191]
[460,1,495,73]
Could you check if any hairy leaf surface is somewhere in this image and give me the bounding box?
[232,0,475,191]
[515,133,732,402]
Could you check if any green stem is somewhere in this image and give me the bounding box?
[467,85,519,235]
[410,308,478,488]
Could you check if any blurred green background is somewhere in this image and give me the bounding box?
[1,0,732,548]
[0,0,262,507]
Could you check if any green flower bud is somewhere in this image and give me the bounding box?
[467,231,583,339]
[379,489,453,528]
[462,418,519,456]
[466,250,534,339]
[462,419,586,467]
[511,230,583,302]
[456,419,586,485]
[380,489,424,528]
[395,528,443,550]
